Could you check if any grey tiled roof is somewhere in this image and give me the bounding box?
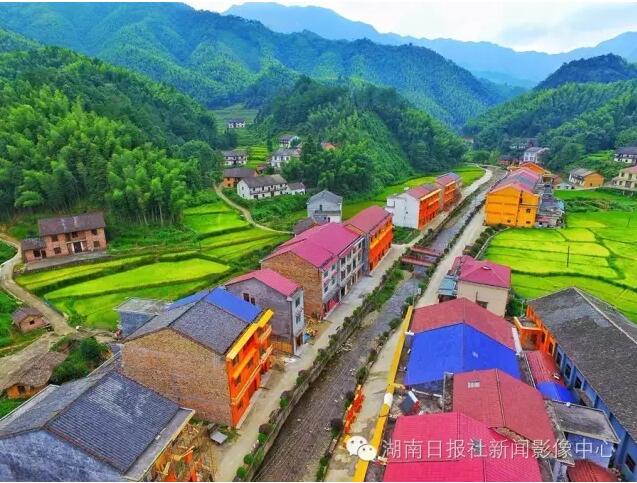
[547,401,619,443]
[20,237,46,251]
[308,190,342,205]
[115,298,171,315]
[38,212,105,237]
[242,174,287,188]
[529,287,637,439]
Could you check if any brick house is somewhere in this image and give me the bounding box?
[385,183,441,229]
[122,287,273,427]
[20,212,107,263]
[0,351,66,400]
[11,307,48,333]
[222,149,248,167]
[569,168,604,188]
[225,268,305,354]
[237,175,289,200]
[344,205,393,273]
[223,167,256,188]
[262,223,364,319]
[435,172,462,210]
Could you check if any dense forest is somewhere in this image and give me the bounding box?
[0,2,506,127]
[257,77,466,195]
[0,44,225,224]
[536,54,637,90]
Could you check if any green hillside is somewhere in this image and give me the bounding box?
[536,54,637,90]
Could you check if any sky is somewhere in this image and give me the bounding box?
[185,0,637,53]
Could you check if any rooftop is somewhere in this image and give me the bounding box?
[528,287,637,439]
[344,205,391,234]
[524,350,564,385]
[308,189,342,205]
[536,381,577,403]
[570,168,597,177]
[547,401,619,444]
[115,298,171,315]
[223,167,255,178]
[567,460,618,482]
[452,255,511,289]
[221,149,247,156]
[0,351,66,393]
[227,268,301,297]
[11,307,43,323]
[404,183,439,200]
[288,182,305,190]
[272,148,298,156]
[241,174,287,188]
[20,237,46,251]
[38,212,105,237]
[616,146,637,155]
[435,172,461,186]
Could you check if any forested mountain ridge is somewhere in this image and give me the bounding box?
[0,2,504,127]
[258,77,466,196]
[0,26,38,53]
[536,54,637,90]
[0,44,226,223]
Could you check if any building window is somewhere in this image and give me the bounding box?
[243,293,250,302]
[467,381,480,389]
[51,235,58,242]
[54,247,62,255]
[91,229,98,235]
[556,351,562,365]
[564,364,572,379]
[295,298,301,308]
[626,454,636,473]
[33,250,41,258]
[93,241,100,248]
[574,377,583,389]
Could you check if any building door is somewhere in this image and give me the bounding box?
[73,242,83,253]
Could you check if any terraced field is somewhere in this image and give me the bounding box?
[484,191,637,322]
[16,199,288,330]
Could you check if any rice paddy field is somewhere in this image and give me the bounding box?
[484,189,637,322]
[16,199,288,330]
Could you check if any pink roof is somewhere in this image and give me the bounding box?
[454,255,511,289]
[226,268,300,297]
[383,412,542,482]
[453,369,557,450]
[525,350,565,385]
[411,298,515,349]
[568,460,618,482]
[405,183,439,200]
[344,205,391,234]
[490,180,534,194]
[435,172,461,186]
[623,165,637,174]
[266,223,361,268]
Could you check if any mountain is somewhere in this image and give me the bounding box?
[0,26,38,53]
[536,54,637,90]
[0,2,504,128]
[0,42,225,222]
[224,2,637,87]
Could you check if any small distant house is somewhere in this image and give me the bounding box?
[122,287,273,426]
[435,172,462,210]
[555,182,576,190]
[20,212,107,264]
[11,307,48,333]
[320,141,337,150]
[386,184,441,229]
[0,351,66,400]
[279,134,299,148]
[115,298,171,338]
[287,182,306,195]
[612,165,637,191]
[510,137,538,151]
[237,174,289,200]
[307,190,343,223]
[523,147,549,164]
[225,268,305,355]
[222,167,256,188]
[614,146,637,164]
[269,148,298,169]
[498,154,515,167]
[221,149,248,167]
[569,168,604,188]
[344,205,393,273]
[227,118,246,129]
[0,370,197,481]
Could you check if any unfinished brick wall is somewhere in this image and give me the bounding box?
[121,329,232,425]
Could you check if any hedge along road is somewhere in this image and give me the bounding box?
[254,172,500,481]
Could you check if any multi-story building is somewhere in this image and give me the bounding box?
[279,134,299,148]
[20,212,107,263]
[237,174,289,200]
[523,146,549,164]
[612,165,637,191]
[344,205,393,273]
[385,183,441,229]
[222,149,248,167]
[569,168,605,188]
[261,223,364,319]
[485,168,542,227]
[122,287,273,427]
[307,190,342,223]
[225,268,305,355]
[227,118,246,129]
[614,146,637,164]
[269,148,298,169]
[435,172,462,210]
[222,167,256,188]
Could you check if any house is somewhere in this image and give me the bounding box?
[435,172,462,210]
[115,298,171,338]
[20,212,107,263]
[287,182,306,195]
[498,154,515,167]
[511,161,546,175]
[122,287,273,426]
[225,268,305,355]
[307,190,343,223]
[227,118,246,129]
[383,412,542,481]
[11,307,48,333]
[223,167,256,188]
[237,174,289,200]
[269,148,298,169]
[555,182,576,190]
[452,369,556,451]
[569,168,605,187]
[344,206,393,273]
[510,137,538,151]
[261,223,364,319]
[385,184,441,229]
[320,141,337,150]
[438,255,511,316]
[612,165,637,191]
[279,134,299,148]
[0,351,66,399]
[522,288,637,480]
[485,167,542,227]
[222,149,248,167]
[523,146,549,163]
[524,350,576,403]
[0,370,198,481]
[614,146,637,164]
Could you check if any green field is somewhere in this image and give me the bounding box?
[0,241,16,264]
[484,190,637,322]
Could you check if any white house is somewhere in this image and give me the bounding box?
[287,182,306,195]
[222,149,247,167]
[227,119,246,129]
[269,148,298,169]
[237,175,289,200]
[522,147,549,164]
[279,134,300,148]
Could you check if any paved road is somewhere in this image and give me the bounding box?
[214,184,292,234]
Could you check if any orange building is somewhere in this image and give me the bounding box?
[485,168,542,227]
[510,162,546,175]
[435,172,462,210]
[344,205,393,273]
[513,303,558,355]
[386,184,441,229]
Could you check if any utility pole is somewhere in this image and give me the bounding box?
[566,244,570,268]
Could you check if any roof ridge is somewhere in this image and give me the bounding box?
[493,370,507,430]
[575,288,637,346]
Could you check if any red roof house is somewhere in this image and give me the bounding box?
[567,460,618,482]
[344,206,393,273]
[453,255,511,289]
[227,268,300,297]
[383,412,542,482]
[453,369,557,450]
[411,298,515,350]
[525,350,564,385]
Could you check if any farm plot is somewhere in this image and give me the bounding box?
[183,202,249,235]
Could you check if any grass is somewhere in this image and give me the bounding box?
[484,189,637,323]
[0,397,27,418]
[183,209,249,235]
[0,290,46,352]
[0,241,16,263]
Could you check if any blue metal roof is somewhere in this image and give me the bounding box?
[404,323,521,387]
[168,289,208,309]
[537,381,577,403]
[206,287,261,323]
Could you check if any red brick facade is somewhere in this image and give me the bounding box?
[22,228,107,263]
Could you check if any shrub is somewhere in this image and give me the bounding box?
[279,397,289,409]
[79,337,106,364]
[389,317,401,330]
[258,423,273,435]
[330,419,344,433]
[356,367,368,384]
[243,454,254,465]
[257,432,268,444]
[236,466,247,480]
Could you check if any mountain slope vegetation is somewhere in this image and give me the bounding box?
[0,2,504,127]
[536,54,637,90]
